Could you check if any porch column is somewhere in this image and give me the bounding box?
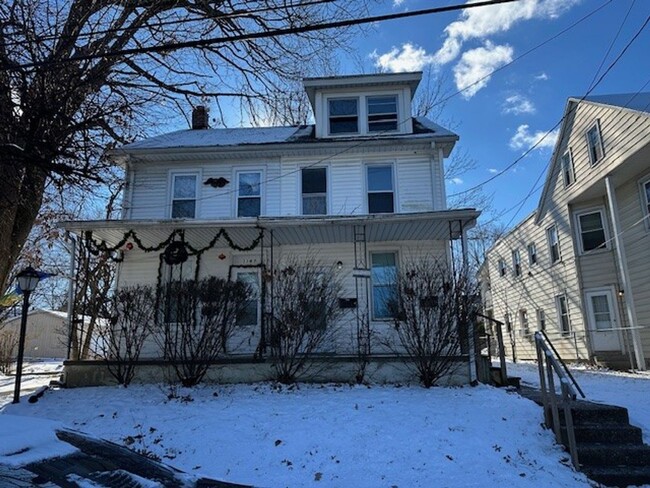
[605,175,646,370]
[65,232,76,360]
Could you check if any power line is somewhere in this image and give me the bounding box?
[5,0,521,71]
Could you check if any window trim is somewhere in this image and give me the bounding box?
[574,208,609,254]
[370,250,398,321]
[235,169,264,218]
[546,224,561,264]
[527,243,537,266]
[585,120,605,166]
[169,170,200,219]
[555,294,571,335]
[560,148,575,187]
[300,166,328,215]
[325,92,402,137]
[366,163,396,214]
[327,97,360,136]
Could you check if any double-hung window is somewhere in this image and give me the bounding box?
[576,210,607,253]
[371,252,397,319]
[641,178,650,225]
[302,168,327,215]
[556,295,570,334]
[586,121,604,165]
[561,149,575,187]
[537,309,546,331]
[328,98,358,135]
[171,173,198,218]
[547,225,561,263]
[527,243,537,266]
[367,95,398,132]
[367,165,394,213]
[498,259,506,277]
[519,309,529,337]
[512,249,521,277]
[237,171,262,217]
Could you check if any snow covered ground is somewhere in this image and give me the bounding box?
[2,382,591,488]
[508,360,650,443]
[0,359,63,406]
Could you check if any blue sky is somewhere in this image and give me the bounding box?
[350,0,649,228]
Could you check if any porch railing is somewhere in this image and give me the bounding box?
[534,331,585,467]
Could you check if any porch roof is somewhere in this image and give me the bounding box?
[60,209,479,248]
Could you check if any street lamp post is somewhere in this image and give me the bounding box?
[12,266,40,404]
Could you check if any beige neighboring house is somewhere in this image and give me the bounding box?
[1,309,69,359]
[481,93,650,370]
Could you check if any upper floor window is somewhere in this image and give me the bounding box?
[519,309,529,337]
[302,168,327,215]
[367,165,394,213]
[547,225,561,263]
[512,249,521,277]
[367,95,398,132]
[537,309,546,331]
[328,98,358,135]
[371,251,397,320]
[640,178,650,225]
[171,173,198,219]
[556,294,571,334]
[561,149,575,187]
[576,209,607,253]
[586,121,604,165]
[527,243,537,266]
[498,259,506,277]
[237,171,261,217]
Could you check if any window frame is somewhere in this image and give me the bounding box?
[366,94,399,133]
[527,243,537,266]
[512,249,521,278]
[366,163,395,214]
[519,309,529,337]
[560,148,575,187]
[585,120,605,166]
[370,250,398,321]
[327,97,360,136]
[555,294,571,335]
[546,225,561,264]
[574,208,609,254]
[498,259,507,277]
[235,170,263,218]
[536,309,546,331]
[638,176,650,231]
[233,267,262,328]
[169,171,200,219]
[301,166,328,215]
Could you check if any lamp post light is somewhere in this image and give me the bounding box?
[12,266,40,404]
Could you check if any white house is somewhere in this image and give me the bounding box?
[1,309,69,359]
[481,93,650,370]
[61,72,479,385]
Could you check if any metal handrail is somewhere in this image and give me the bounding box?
[540,330,585,399]
[535,331,584,468]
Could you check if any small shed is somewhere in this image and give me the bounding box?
[1,309,69,359]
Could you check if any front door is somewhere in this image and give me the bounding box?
[227,267,261,355]
[585,289,622,352]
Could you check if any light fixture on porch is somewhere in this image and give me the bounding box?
[618,289,625,297]
[336,260,343,270]
[13,266,41,404]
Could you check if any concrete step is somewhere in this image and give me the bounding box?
[581,465,650,487]
[553,402,630,427]
[577,444,650,468]
[560,424,643,445]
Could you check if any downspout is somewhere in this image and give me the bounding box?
[123,157,135,220]
[604,175,646,370]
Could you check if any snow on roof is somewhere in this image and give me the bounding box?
[118,117,456,152]
[581,93,650,114]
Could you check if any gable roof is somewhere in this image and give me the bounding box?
[534,93,650,225]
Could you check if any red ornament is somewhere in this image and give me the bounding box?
[125,242,134,251]
[218,253,227,260]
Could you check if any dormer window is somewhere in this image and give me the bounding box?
[328,98,358,135]
[367,95,398,132]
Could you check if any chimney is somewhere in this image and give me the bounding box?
[191,105,209,130]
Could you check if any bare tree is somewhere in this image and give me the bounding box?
[0,329,18,374]
[0,0,370,295]
[386,257,479,388]
[98,285,156,387]
[156,277,251,387]
[268,257,343,384]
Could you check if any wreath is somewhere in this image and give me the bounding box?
[163,241,189,265]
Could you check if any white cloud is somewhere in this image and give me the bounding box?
[393,0,405,6]
[509,124,559,151]
[371,43,434,72]
[449,177,464,185]
[503,94,536,115]
[535,72,549,81]
[432,0,581,65]
[453,42,514,98]
[488,168,499,174]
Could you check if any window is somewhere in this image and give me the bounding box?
[171,173,198,218]
[519,310,529,337]
[576,210,607,252]
[302,168,327,215]
[498,259,506,277]
[640,178,650,223]
[237,172,261,217]
[235,270,260,327]
[367,95,398,132]
[527,243,537,266]
[561,149,575,187]
[547,225,561,263]
[556,295,570,334]
[512,249,521,277]
[328,98,358,135]
[371,252,397,319]
[367,165,394,213]
[586,121,604,165]
[537,309,546,331]
[505,313,512,334]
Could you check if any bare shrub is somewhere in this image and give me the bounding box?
[156,277,251,387]
[386,258,478,388]
[269,258,343,384]
[98,285,156,387]
[0,330,18,374]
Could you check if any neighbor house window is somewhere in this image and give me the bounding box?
[505,313,512,333]
[537,309,546,331]
[561,149,575,187]
[519,309,529,337]
[371,251,397,319]
[171,173,198,218]
[235,270,260,327]
[556,295,570,334]
[367,165,394,213]
[512,249,521,277]
[586,121,604,165]
[547,225,561,263]
[302,167,327,215]
[576,210,607,253]
[367,95,398,132]
[328,98,358,135]
[498,259,506,277]
[237,171,262,217]
[640,178,650,223]
[527,243,537,266]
